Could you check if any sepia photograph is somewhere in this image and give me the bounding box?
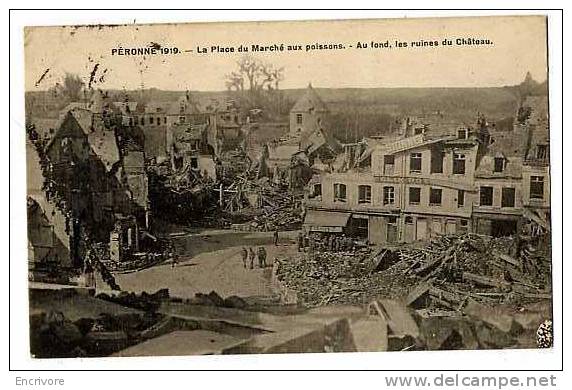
[22,14,554,360]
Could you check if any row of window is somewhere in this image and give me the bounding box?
[137,116,167,126]
[382,152,468,175]
[332,183,455,207]
[479,186,515,207]
[479,176,544,206]
[132,116,190,126]
[383,151,525,177]
[326,175,544,207]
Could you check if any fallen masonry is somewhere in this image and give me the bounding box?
[29,281,552,356]
[275,233,551,308]
[273,232,552,349]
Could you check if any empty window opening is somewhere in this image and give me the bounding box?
[409,187,421,205]
[458,219,469,234]
[334,183,347,202]
[358,185,372,204]
[351,217,369,239]
[494,157,505,173]
[501,187,516,208]
[384,155,395,175]
[310,183,322,199]
[530,176,544,199]
[536,144,548,160]
[480,186,494,206]
[429,188,442,206]
[457,190,465,207]
[453,153,466,174]
[410,153,422,173]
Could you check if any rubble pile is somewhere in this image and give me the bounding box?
[276,249,416,307]
[93,239,170,277]
[361,297,552,351]
[29,298,194,357]
[276,233,552,311]
[97,288,171,312]
[399,234,551,302]
[226,176,304,231]
[147,164,224,228]
[243,189,304,231]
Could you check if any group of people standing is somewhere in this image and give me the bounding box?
[240,246,268,269]
[297,232,355,253]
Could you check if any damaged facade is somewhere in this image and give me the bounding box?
[304,97,551,244]
[28,91,151,271]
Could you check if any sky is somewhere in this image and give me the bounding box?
[24,15,548,91]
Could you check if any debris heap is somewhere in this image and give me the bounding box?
[276,233,552,310]
[225,176,304,231]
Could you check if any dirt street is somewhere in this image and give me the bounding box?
[115,229,299,299]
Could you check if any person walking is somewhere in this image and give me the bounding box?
[340,234,347,252]
[308,235,315,255]
[297,232,304,252]
[273,230,279,246]
[258,246,267,268]
[83,254,96,289]
[240,247,248,268]
[248,247,256,269]
[169,242,178,268]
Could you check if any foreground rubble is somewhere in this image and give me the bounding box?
[273,233,552,350]
[275,233,551,313]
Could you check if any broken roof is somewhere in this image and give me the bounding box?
[84,113,121,171]
[485,130,528,158]
[166,95,203,116]
[268,143,300,161]
[291,83,329,113]
[172,123,209,142]
[365,134,450,157]
[48,108,121,172]
[144,101,172,114]
[59,102,88,117]
[300,127,341,155]
[112,101,138,115]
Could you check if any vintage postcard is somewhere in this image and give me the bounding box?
[24,15,552,358]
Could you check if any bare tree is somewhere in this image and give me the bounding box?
[60,73,85,101]
[224,55,284,108]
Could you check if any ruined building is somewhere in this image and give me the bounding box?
[27,91,150,271]
[304,96,550,243]
[266,84,340,189]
